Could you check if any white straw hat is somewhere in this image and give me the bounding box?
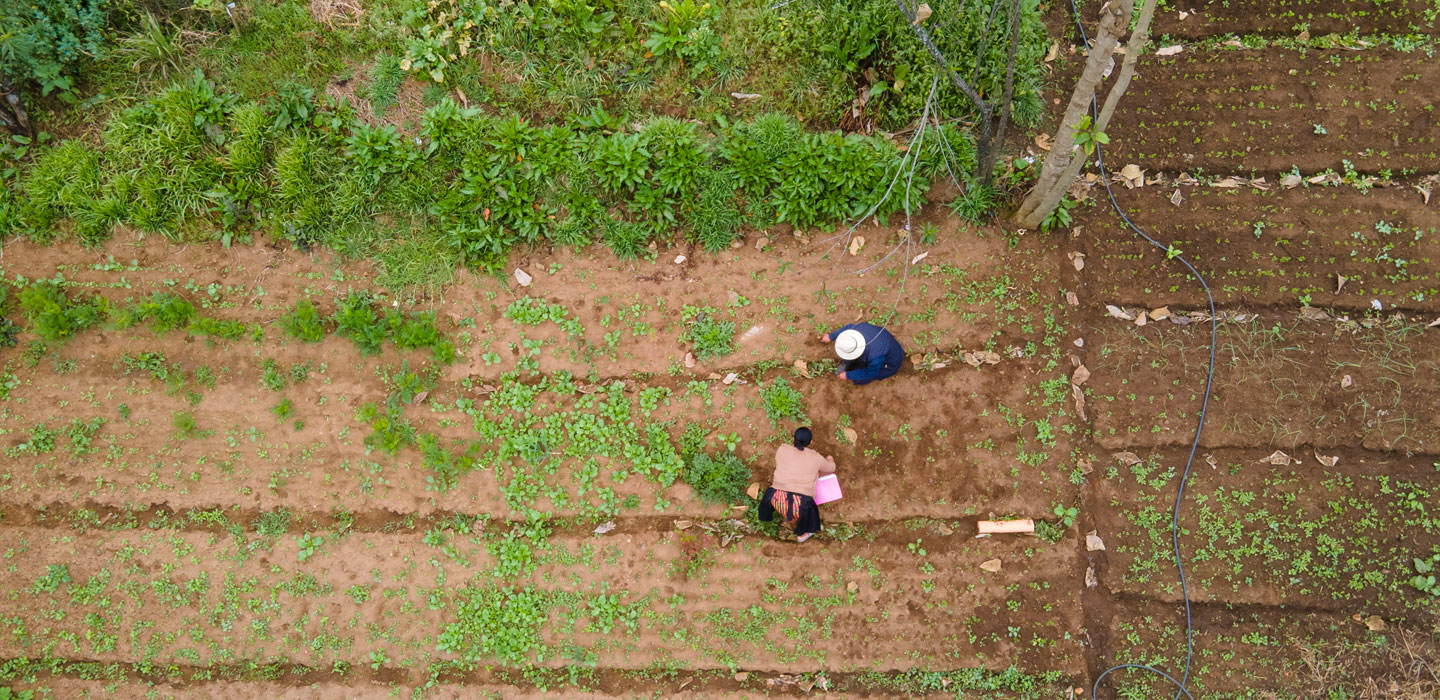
[834,329,866,360]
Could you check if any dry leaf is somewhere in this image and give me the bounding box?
[1072,365,1091,385]
[849,236,866,256]
[746,482,762,500]
[980,558,1002,573]
[793,359,810,378]
[722,373,740,385]
[982,351,1001,364]
[1073,337,1085,347]
[911,251,929,265]
[912,2,931,23]
[1299,306,1330,322]
[1036,132,1054,150]
[730,92,760,100]
[1314,450,1338,468]
[1170,188,1184,206]
[1341,374,1353,389]
[1416,183,1432,204]
[1072,384,1088,421]
[846,580,859,593]
[1114,451,1142,466]
[1070,251,1086,271]
[1281,173,1303,189]
[1428,316,1440,328]
[1134,311,1149,326]
[1260,450,1296,466]
[1335,274,1347,294]
[1066,291,1079,306]
[1213,177,1241,188]
[513,268,533,287]
[1155,44,1183,56]
[1149,306,1171,320]
[1365,615,1386,632]
[674,519,694,530]
[1205,453,1218,469]
[412,390,429,405]
[1106,305,1135,321]
[1085,565,1098,588]
[755,236,770,251]
[674,254,687,265]
[1086,531,1106,551]
[593,521,616,535]
[1044,40,1059,62]
[842,426,858,444]
[734,672,750,682]
[1079,458,1093,474]
[1119,163,1143,186]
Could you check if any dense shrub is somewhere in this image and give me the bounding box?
[1,0,114,98]
[8,91,964,263]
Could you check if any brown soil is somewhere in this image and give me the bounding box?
[1076,183,1440,313]
[1072,0,1440,38]
[1105,48,1440,173]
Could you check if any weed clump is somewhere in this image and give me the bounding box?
[759,378,807,425]
[682,306,735,362]
[18,282,107,341]
[280,299,326,342]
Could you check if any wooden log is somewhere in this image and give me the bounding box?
[977,519,1035,534]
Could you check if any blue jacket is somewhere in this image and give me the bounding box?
[830,323,904,385]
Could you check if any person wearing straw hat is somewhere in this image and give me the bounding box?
[822,322,904,385]
[759,427,835,543]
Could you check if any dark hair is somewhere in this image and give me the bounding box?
[793,427,813,449]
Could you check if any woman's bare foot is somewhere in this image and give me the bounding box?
[796,532,813,543]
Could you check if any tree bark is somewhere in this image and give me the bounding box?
[975,0,1024,180]
[1012,0,1135,229]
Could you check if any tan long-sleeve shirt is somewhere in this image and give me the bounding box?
[770,444,835,498]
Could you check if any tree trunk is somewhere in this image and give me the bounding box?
[1012,0,1136,229]
[975,0,1024,181]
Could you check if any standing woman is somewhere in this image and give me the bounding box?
[759,427,836,543]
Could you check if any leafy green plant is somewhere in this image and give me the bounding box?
[1071,115,1109,156]
[32,563,72,593]
[683,450,751,505]
[171,410,202,439]
[438,585,552,664]
[296,533,324,562]
[682,306,734,361]
[1,0,114,98]
[280,299,326,342]
[18,282,107,341]
[1411,550,1440,596]
[759,378,807,424]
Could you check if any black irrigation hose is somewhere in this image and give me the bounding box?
[1063,2,1217,699]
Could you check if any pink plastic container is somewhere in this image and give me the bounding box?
[814,474,843,505]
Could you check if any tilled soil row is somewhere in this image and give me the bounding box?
[1085,446,1440,616]
[0,218,1051,382]
[1,345,1076,522]
[1103,48,1440,173]
[0,525,1085,676]
[1089,596,1434,699]
[1070,0,1440,38]
[9,667,1079,699]
[1079,308,1440,453]
[1074,183,1440,313]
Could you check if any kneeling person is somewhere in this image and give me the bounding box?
[823,322,904,385]
[759,427,836,543]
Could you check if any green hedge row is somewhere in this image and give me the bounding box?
[1,75,973,267]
